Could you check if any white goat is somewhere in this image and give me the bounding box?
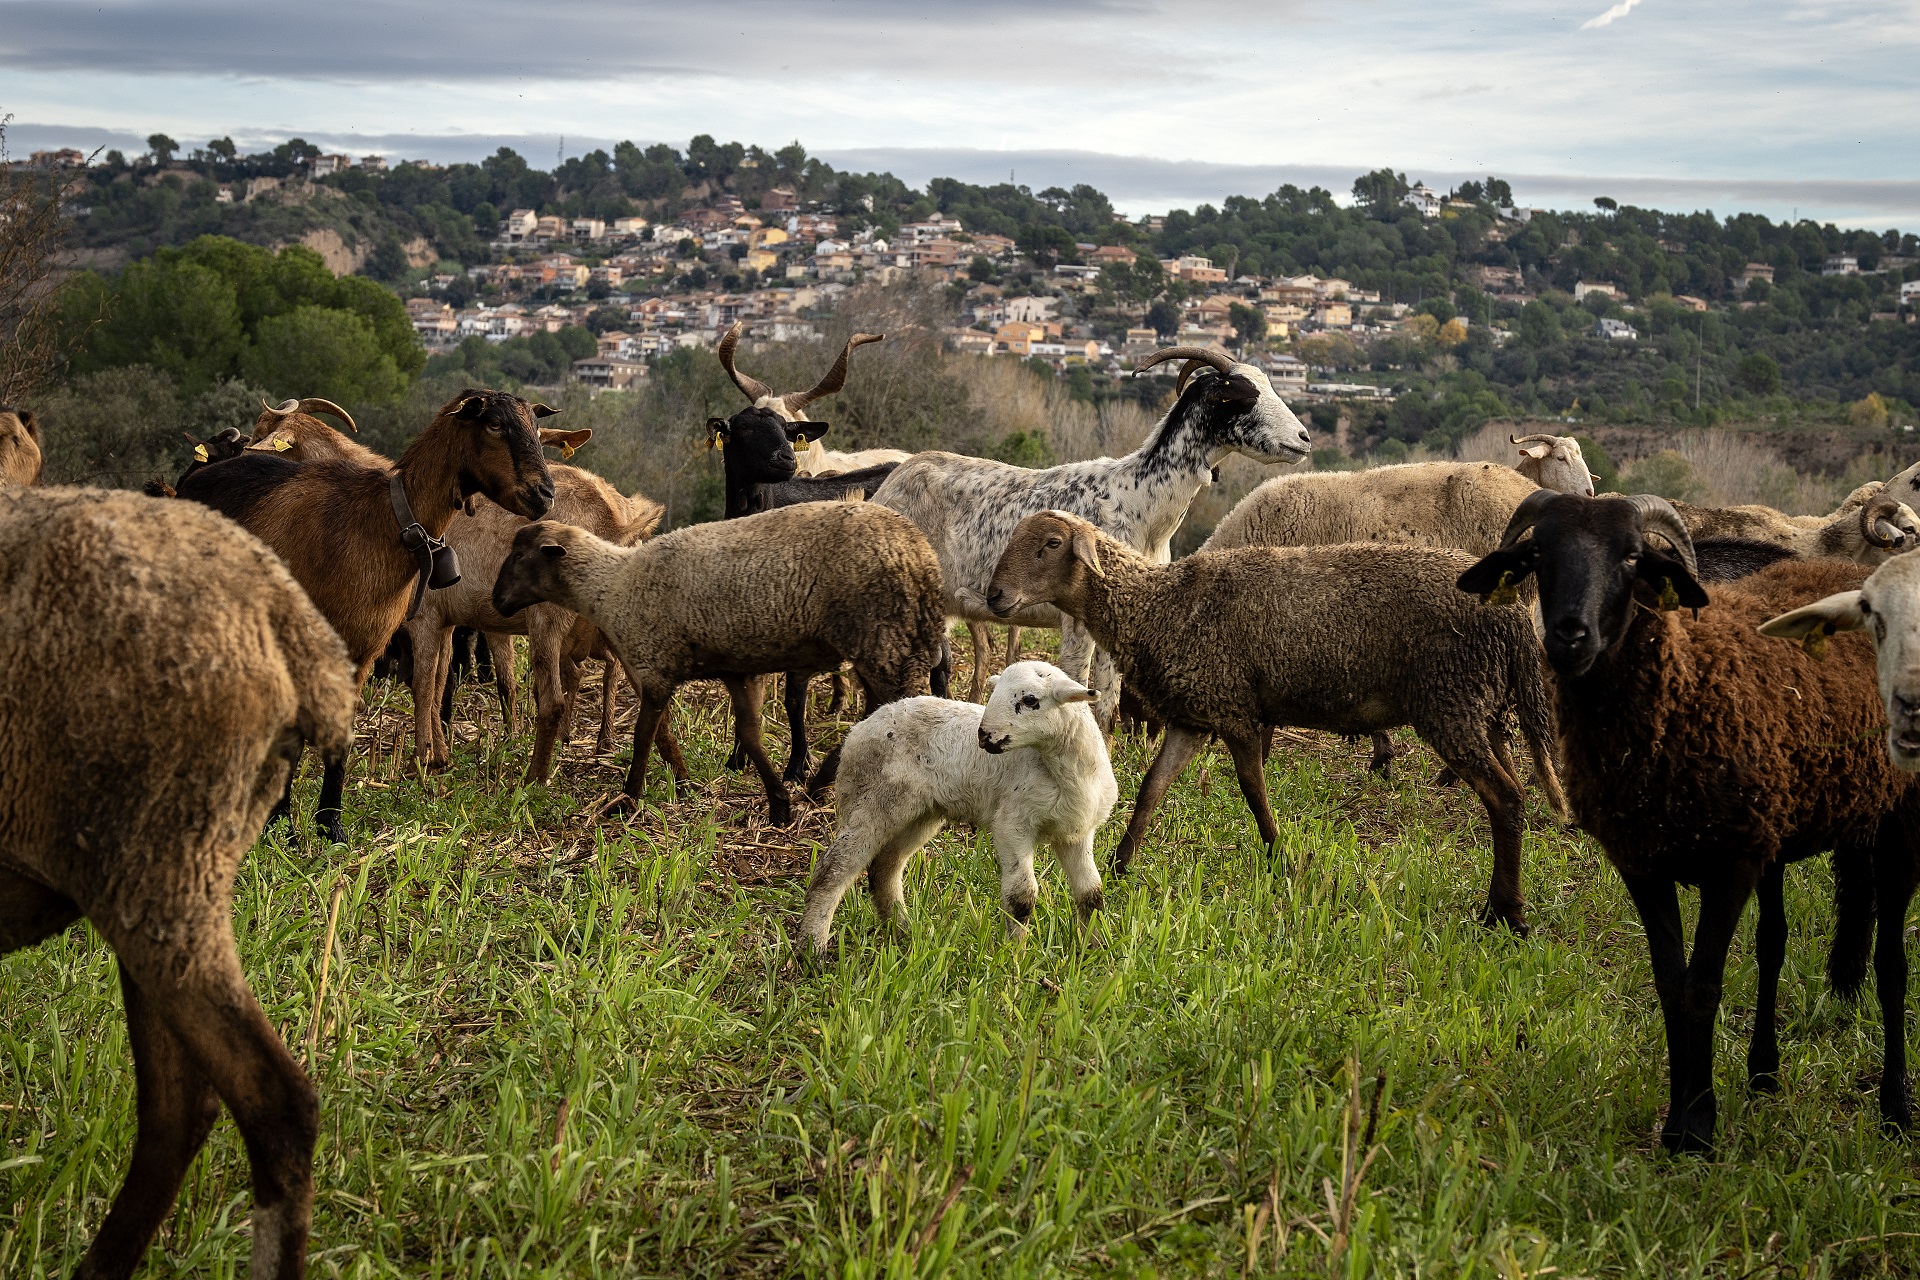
[798,660,1118,952]
[874,345,1312,711]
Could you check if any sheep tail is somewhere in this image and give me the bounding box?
[1827,847,1877,1001]
[1510,628,1569,824]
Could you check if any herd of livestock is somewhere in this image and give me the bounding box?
[7,324,1920,1275]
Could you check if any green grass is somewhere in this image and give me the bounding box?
[4,638,1920,1278]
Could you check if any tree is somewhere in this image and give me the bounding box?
[1484,177,1513,207]
[240,306,407,405]
[1228,301,1267,349]
[206,136,237,164]
[1351,169,1410,216]
[1593,196,1618,212]
[1518,300,1562,348]
[0,125,86,402]
[967,255,995,283]
[1736,352,1781,395]
[1017,224,1076,269]
[146,133,179,167]
[1145,298,1181,340]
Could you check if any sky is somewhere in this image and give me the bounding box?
[2,0,1917,229]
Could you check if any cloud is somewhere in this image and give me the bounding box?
[1581,0,1646,29]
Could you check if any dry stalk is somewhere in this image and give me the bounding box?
[1325,1059,1386,1273]
[0,118,89,403]
[303,878,348,1065]
[550,1095,571,1172]
[911,1162,972,1256]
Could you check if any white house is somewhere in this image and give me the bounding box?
[1406,183,1442,217]
[1595,317,1638,341]
[503,209,539,243]
[1005,295,1060,323]
[1901,280,1920,303]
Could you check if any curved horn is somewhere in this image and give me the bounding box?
[1134,345,1237,392]
[260,398,299,416]
[1510,433,1559,447]
[296,397,358,433]
[784,332,885,413]
[1495,488,1561,550]
[1862,493,1912,550]
[716,320,773,404]
[1622,494,1698,577]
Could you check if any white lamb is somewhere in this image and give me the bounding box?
[798,660,1119,952]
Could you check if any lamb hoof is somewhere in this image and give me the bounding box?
[593,792,640,821]
[1369,758,1393,779]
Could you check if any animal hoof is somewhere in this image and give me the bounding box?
[1660,1123,1715,1156]
[1477,904,1530,937]
[783,763,810,786]
[592,792,640,821]
[1749,1070,1781,1095]
[724,749,747,772]
[317,817,348,846]
[769,799,795,827]
[1433,767,1459,788]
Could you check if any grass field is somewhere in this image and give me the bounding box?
[5,636,1920,1278]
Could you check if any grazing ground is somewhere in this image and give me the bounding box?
[4,635,1919,1279]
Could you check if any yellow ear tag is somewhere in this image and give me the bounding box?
[272,437,292,452]
[1657,580,1680,612]
[796,434,808,450]
[192,444,209,462]
[1486,570,1518,607]
[1802,628,1830,661]
[560,443,576,460]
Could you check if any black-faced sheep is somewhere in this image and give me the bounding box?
[798,659,1118,953]
[1458,490,1920,1151]
[877,345,1313,711]
[492,500,949,825]
[1,485,356,1279]
[986,509,1566,932]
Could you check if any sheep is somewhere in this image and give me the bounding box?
[1,485,356,1279]
[0,404,43,484]
[1509,432,1597,495]
[174,387,556,842]
[239,405,670,783]
[1456,490,1920,1152]
[985,509,1567,932]
[877,345,1312,712]
[716,320,910,474]
[707,401,907,780]
[1671,494,1919,562]
[797,660,1117,953]
[1760,494,1920,772]
[492,500,949,825]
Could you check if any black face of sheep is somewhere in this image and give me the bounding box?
[1459,491,1709,678]
[708,407,827,486]
[493,521,575,617]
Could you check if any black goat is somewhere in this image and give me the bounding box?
[1459,491,1919,1153]
[706,405,922,782]
[143,428,248,498]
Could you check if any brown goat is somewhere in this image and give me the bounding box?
[0,405,44,485]
[1,485,356,1279]
[175,388,556,842]
[249,410,674,783]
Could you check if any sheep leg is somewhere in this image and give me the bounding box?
[995,826,1042,940]
[1447,752,1529,935]
[315,755,347,846]
[930,640,952,700]
[596,660,620,755]
[968,620,992,702]
[725,675,767,773]
[1058,617,1096,686]
[1368,732,1395,778]
[1873,836,1919,1131]
[1747,861,1786,1093]
[1223,734,1280,858]
[724,676,792,826]
[868,814,944,936]
[1090,649,1122,735]
[527,621,569,784]
[1055,831,1104,921]
[827,669,849,714]
[0,868,80,951]
[654,714,691,797]
[1113,725,1208,875]
[781,670,814,785]
[612,687,673,816]
[1005,625,1023,666]
[79,968,225,1280]
[484,630,519,736]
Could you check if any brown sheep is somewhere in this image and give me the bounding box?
[492,501,948,825]
[1,485,356,1279]
[986,510,1566,931]
[174,388,555,842]
[1458,491,1920,1152]
[0,404,44,485]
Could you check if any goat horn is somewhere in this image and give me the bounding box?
[296,397,358,433]
[1495,488,1560,550]
[1510,433,1558,446]
[1622,494,1698,577]
[1862,493,1912,550]
[716,320,773,404]
[261,398,299,416]
[784,332,885,413]
[1135,345,1237,393]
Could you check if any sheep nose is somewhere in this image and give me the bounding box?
[1552,618,1589,647]
[977,727,1006,753]
[1895,692,1920,721]
[986,588,1005,612]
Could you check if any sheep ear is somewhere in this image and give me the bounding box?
[1048,674,1097,704]
[1637,550,1709,611]
[985,674,1000,693]
[706,418,729,450]
[539,542,567,559]
[18,409,38,441]
[454,396,486,420]
[530,403,560,419]
[1760,591,1867,642]
[1069,525,1103,577]
[1517,442,1550,460]
[1458,547,1535,600]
